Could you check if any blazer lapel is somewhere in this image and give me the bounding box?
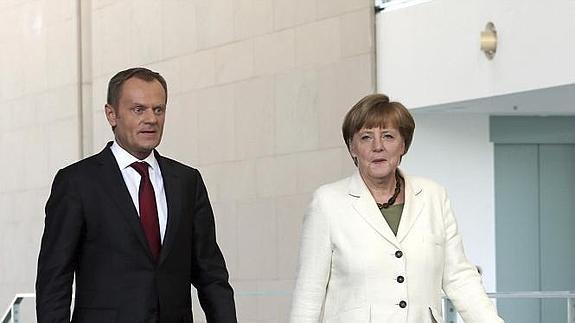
[156,153,183,265]
[396,172,424,243]
[348,171,400,248]
[95,144,151,257]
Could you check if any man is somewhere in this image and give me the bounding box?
[36,67,237,323]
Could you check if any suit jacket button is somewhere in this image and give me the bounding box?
[395,250,403,258]
[397,275,405,283]
[399,300,407,308]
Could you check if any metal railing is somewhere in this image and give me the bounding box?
[2,294,34,323]
[375,0,433,11]
[4,291,575,323]
[444,291,575,323]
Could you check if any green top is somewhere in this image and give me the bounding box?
[380,203,404,236]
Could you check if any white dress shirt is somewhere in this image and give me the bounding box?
[110,141,168,243]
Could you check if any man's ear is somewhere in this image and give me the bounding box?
[105,104,117,128]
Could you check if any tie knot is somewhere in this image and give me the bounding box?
[130,161,150,178]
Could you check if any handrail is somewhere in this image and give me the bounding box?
[375,0,433,12]
[3,291,574,323]
[487,291,575,298]
[444,291,575,323]
[2,293,34,323]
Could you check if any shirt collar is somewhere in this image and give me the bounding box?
[110,141,160,172]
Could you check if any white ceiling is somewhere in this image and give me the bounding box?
[412,84,575,116]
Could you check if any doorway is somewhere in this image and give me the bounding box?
[493,117,575,323]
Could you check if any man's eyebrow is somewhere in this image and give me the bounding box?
[130,102,166,107]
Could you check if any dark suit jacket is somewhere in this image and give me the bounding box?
[36,143,237,323]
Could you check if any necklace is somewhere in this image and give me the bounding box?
[376,171,402,209]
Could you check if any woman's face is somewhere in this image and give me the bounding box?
[350,126,405,182]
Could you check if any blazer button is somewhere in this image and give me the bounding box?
[399,300,407,308]
[397,275,405,283]
[395,250,403,258]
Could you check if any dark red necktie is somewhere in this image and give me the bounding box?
[130,162,161,262]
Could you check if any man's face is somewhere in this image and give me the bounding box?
[105,77,167,160]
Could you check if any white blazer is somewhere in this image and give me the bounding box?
[289,170,504,323]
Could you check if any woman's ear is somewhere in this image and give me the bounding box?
[402,140,407,155]
[347,144,359,167]
[348,140,356,157]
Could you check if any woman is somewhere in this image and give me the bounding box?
[289,94,504,323]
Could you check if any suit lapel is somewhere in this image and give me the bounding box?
[95,144,151,258]
[349,171,400,248]
[396,173,424,243]
[156,153,183,265]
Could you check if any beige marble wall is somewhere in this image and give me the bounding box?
[0,0,375,321]
[0,0,81,311]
